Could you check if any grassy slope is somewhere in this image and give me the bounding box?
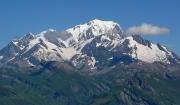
[0,65,180,105]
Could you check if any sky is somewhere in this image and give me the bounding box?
[0,0,179,55]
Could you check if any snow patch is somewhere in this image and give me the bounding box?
[61,47,78,60]
[0,56,3,60]
[126,36,168,63]
[96,43,101,47]
[91,57,96,67]
[27,60,35,66]
[88,56,97,69]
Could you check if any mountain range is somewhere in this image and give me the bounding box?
[0,19,179,70]
[0,19,180,105]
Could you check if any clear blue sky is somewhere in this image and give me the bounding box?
[0,0,179,55]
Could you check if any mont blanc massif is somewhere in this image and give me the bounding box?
[0,19,180,105]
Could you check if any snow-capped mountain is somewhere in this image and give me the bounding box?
[66,19,123,43]
[0,19,179,70]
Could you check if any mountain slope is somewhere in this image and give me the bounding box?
[0,62,180,105]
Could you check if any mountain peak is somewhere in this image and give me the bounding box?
[66,19,123,42]
[87,19,121,30]
[88,19,119,25]
[23,32,35,39]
